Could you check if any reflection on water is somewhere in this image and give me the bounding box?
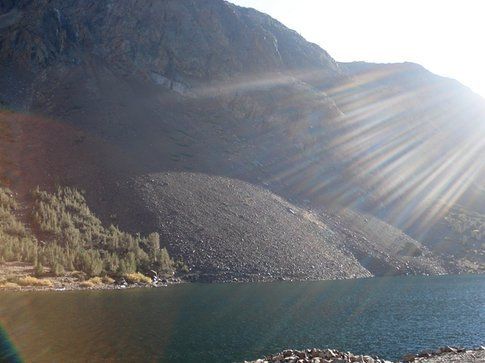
[0,275,483,362]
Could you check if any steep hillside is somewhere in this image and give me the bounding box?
[336,61,485,265]
[0,110,453,281]
[117,172,450,281]
[0,0,483,280]
[0,184,177,290]
[127,172,373,281]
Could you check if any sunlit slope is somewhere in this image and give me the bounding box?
[334,62,485,264]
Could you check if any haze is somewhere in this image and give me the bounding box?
[230,0,485,98]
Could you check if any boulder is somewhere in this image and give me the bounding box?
[324,349,337,359]
[309,349,320,358]
[116,277,127,286]
[401,353,415,362]
[283,350,294,358]
[440,346,457,353]
[147,270,158,279]
[417,351,432,358]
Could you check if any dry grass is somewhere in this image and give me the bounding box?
[0,282,20,290]
[102,276,115,284]
[124,272,152,284]
[79,280,95,288]
[17,276,53,287]
[88,276,103,285]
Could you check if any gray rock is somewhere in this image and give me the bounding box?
[283,350,294,358]
[439,346,452,353]
[402,353,415,362]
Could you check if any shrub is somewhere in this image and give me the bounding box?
[76,250,103,277]
[17,276,53,287]
[102,276,115,284]
[79,280,94,288]
[53,262,65,276]
[0,282,20,290]
[124,272,152,284]
[0,187,17,210]
[88,276,103,285]
[34,262,44,277]
[175,259,189,273]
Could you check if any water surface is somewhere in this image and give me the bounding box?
[0,275,483,362]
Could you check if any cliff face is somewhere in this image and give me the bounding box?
[0,0,483,279]
[0,0,342,84]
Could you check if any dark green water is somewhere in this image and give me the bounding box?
[0,275,483,362]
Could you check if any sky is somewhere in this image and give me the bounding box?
[229,0,485,98]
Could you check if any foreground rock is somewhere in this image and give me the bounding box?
[246,348,392,363]
[400,346,485,363]
[246,346,485,363]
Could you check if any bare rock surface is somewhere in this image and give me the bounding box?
[245,347,485,363]
[130,172,373,281]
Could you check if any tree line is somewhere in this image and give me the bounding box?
[0,185,179,278]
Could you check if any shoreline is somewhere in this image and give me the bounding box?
[1,268,483,293]
[0,278,185,292]
[245,346,485,363]
[0,261,187,292]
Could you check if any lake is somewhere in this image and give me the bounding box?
[0,275,483,362]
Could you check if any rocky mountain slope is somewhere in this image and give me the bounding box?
[0,0,483,280]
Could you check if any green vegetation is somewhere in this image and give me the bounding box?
[0,185,177,279]
[0,187,37,265]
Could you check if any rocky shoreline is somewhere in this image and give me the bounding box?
[0,277,184,292]
[245,346,485,363]
[1,260,483,292]
[0,261,185,292]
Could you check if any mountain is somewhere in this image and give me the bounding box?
[0,0,483,280]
